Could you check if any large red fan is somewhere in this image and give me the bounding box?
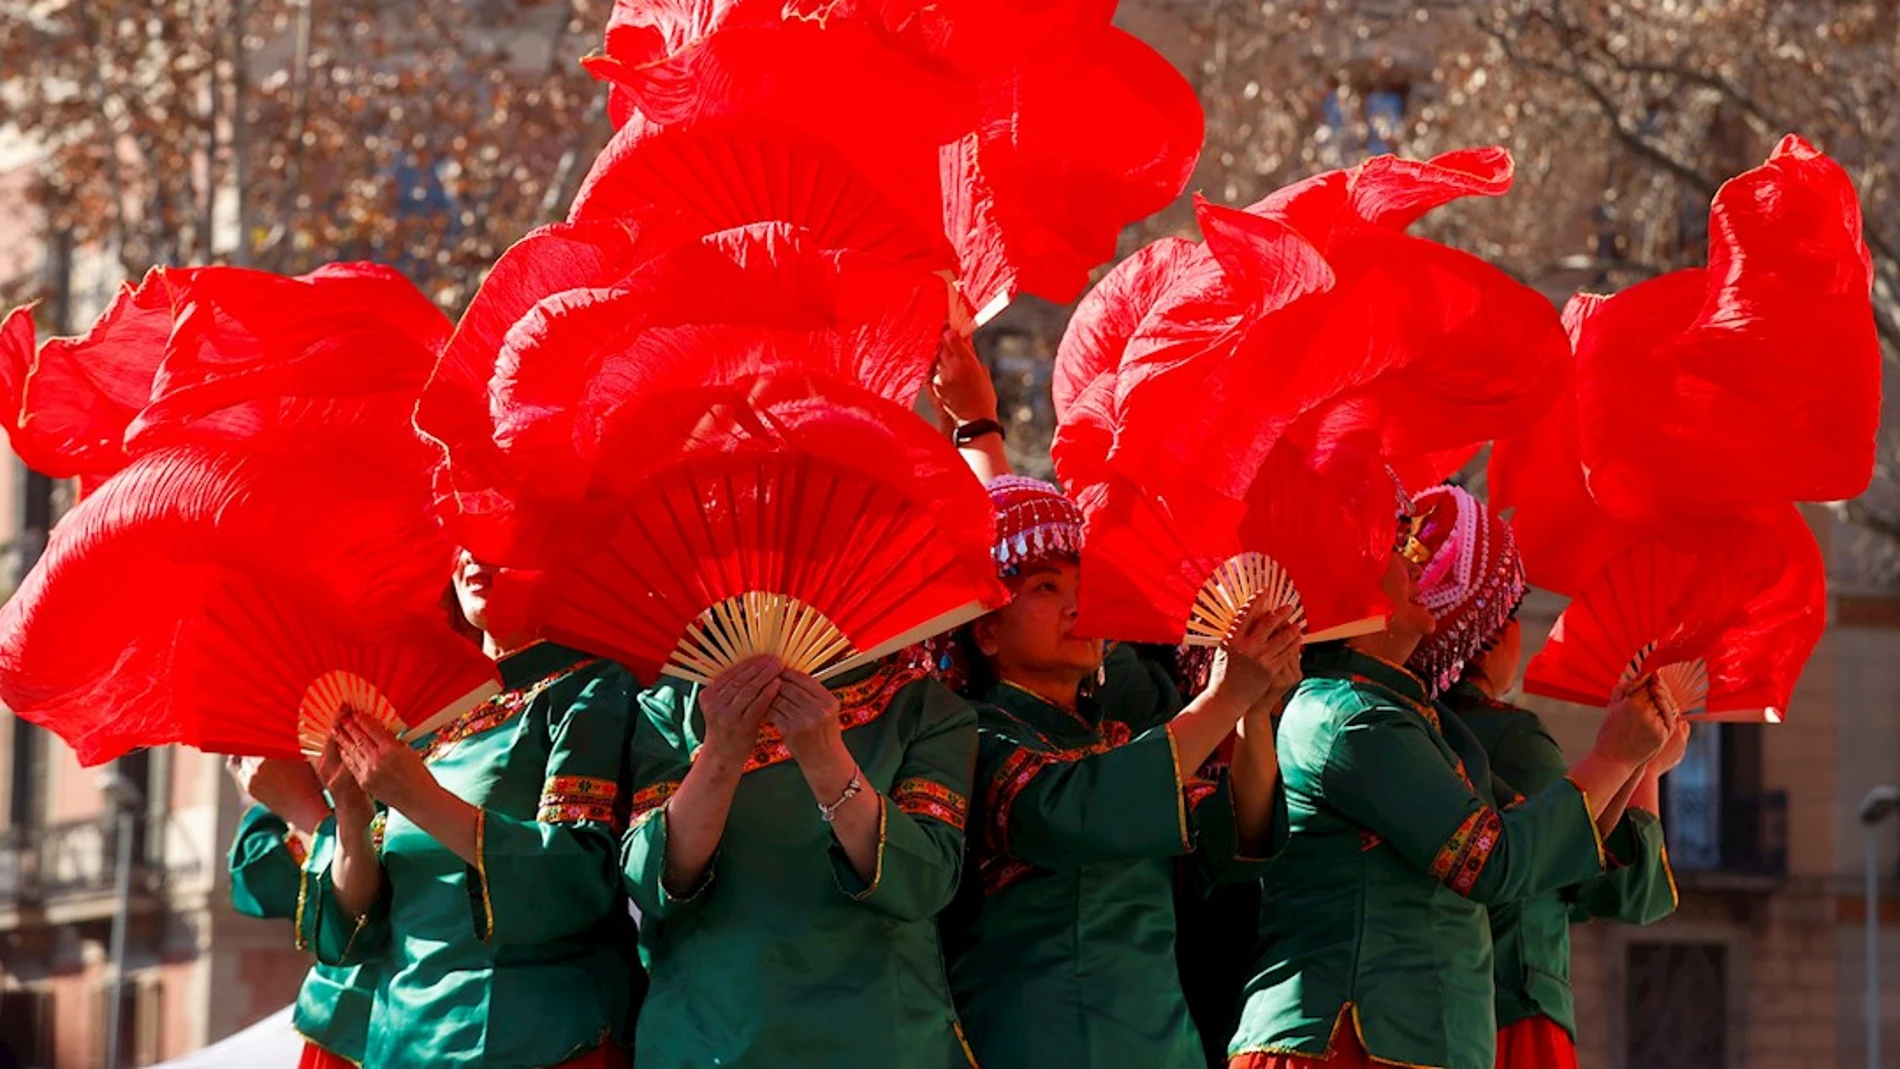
[474,225,944,528]
[1523,505,1824,723]
[1086,161,1565,504]
[585,0,1203,318]
[0,270,188,487]
[569,115,957,282]
[0,264,497,764]
[0,440,498,765]
[1489,294,1647,597]
[417,219,660,560]
[1071,442,1390,647]
[1572,135,1880,521]
[487,368,1008,685]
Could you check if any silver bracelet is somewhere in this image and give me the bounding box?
[818,768,864,824]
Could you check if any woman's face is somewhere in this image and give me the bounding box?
[450,550,495,635]
[1380,550,1438,644]
[972,558,1106,683]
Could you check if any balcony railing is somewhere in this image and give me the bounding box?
[0,813,175,908]
[1667,787,1788,882]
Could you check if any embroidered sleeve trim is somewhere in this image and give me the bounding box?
[1428,806,1504,897]
[1566,776,1608,870]
[630,780,681,824]
[282,830,309,867]
[537,774,619,827]
[471,807,495,943]
[1659,842,1680,911]
[892,777,968,829]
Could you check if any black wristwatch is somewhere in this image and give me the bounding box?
[952,418,1006,446]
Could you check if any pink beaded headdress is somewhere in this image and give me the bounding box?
[1406,484,1528,696]
[986,475,1085,574]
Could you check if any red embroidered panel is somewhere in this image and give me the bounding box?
[738,662,926,774]
[893,777,969,829]
[1428,807,1504,897]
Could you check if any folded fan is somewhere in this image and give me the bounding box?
[1523,506,1824,723]
[488,370,1008,685]
[0,443,498,765]
[1571,135,1880,521]
[1072,455,1390,648]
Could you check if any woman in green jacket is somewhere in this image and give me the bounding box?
[1406,484,1683,1069]
[1229,494,1678,1069]
[945,475,1301,1069]
[305,552,640,1069]
[224,758,375,1069]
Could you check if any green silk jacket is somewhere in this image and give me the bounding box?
[304,643,641,1069]
[623,656,978,1069]
[1441,682,1678,1038]
[227,805,375,1063]
[1232,646,1609,1069]
[949,644,1266,1069]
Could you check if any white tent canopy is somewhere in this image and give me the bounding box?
[151,1007,301,1069]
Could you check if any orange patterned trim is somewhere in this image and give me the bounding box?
[629,781,680,823]
[1429,807,1503,897]
[283,831,309,866]
[538,776,619,827]
[418,657,599,762]
[369,812,387,854]
[738,662,925,774]
[893,778,968,829]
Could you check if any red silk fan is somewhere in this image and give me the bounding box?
[487,369,1007,684]
[1489,295,1646,598]
[568,115,956,281]
[1572,135,1880,521]
[417,220,658,560]
[0,264,497,764]
[0,441,497,765]
[1071,442,1390,647]
[585,0,1203,318]
[1050,236,1203,420]
[0,269,186,485]
[482,224,945,514]
[1522,505,1824,723]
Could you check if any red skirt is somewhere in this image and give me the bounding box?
[1230,1019,1377,1068]
[298,1039,628,1068]
[298,1044,353,1069]
[1495,1016,1578,1069]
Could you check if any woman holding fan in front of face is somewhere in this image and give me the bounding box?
[1405,485,1684,1069]
[938,475,1302,1069]
[1228,489,1679,1069]
[302,549,640,1069]
[620,635,979,1066]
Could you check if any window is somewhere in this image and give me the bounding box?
[1316,85,1411,167]
[0,986,52,1066]
[1625,941,1728,1069]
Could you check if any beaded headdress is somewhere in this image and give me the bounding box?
[986,475,1085,574]
[1405,484,1528,696]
